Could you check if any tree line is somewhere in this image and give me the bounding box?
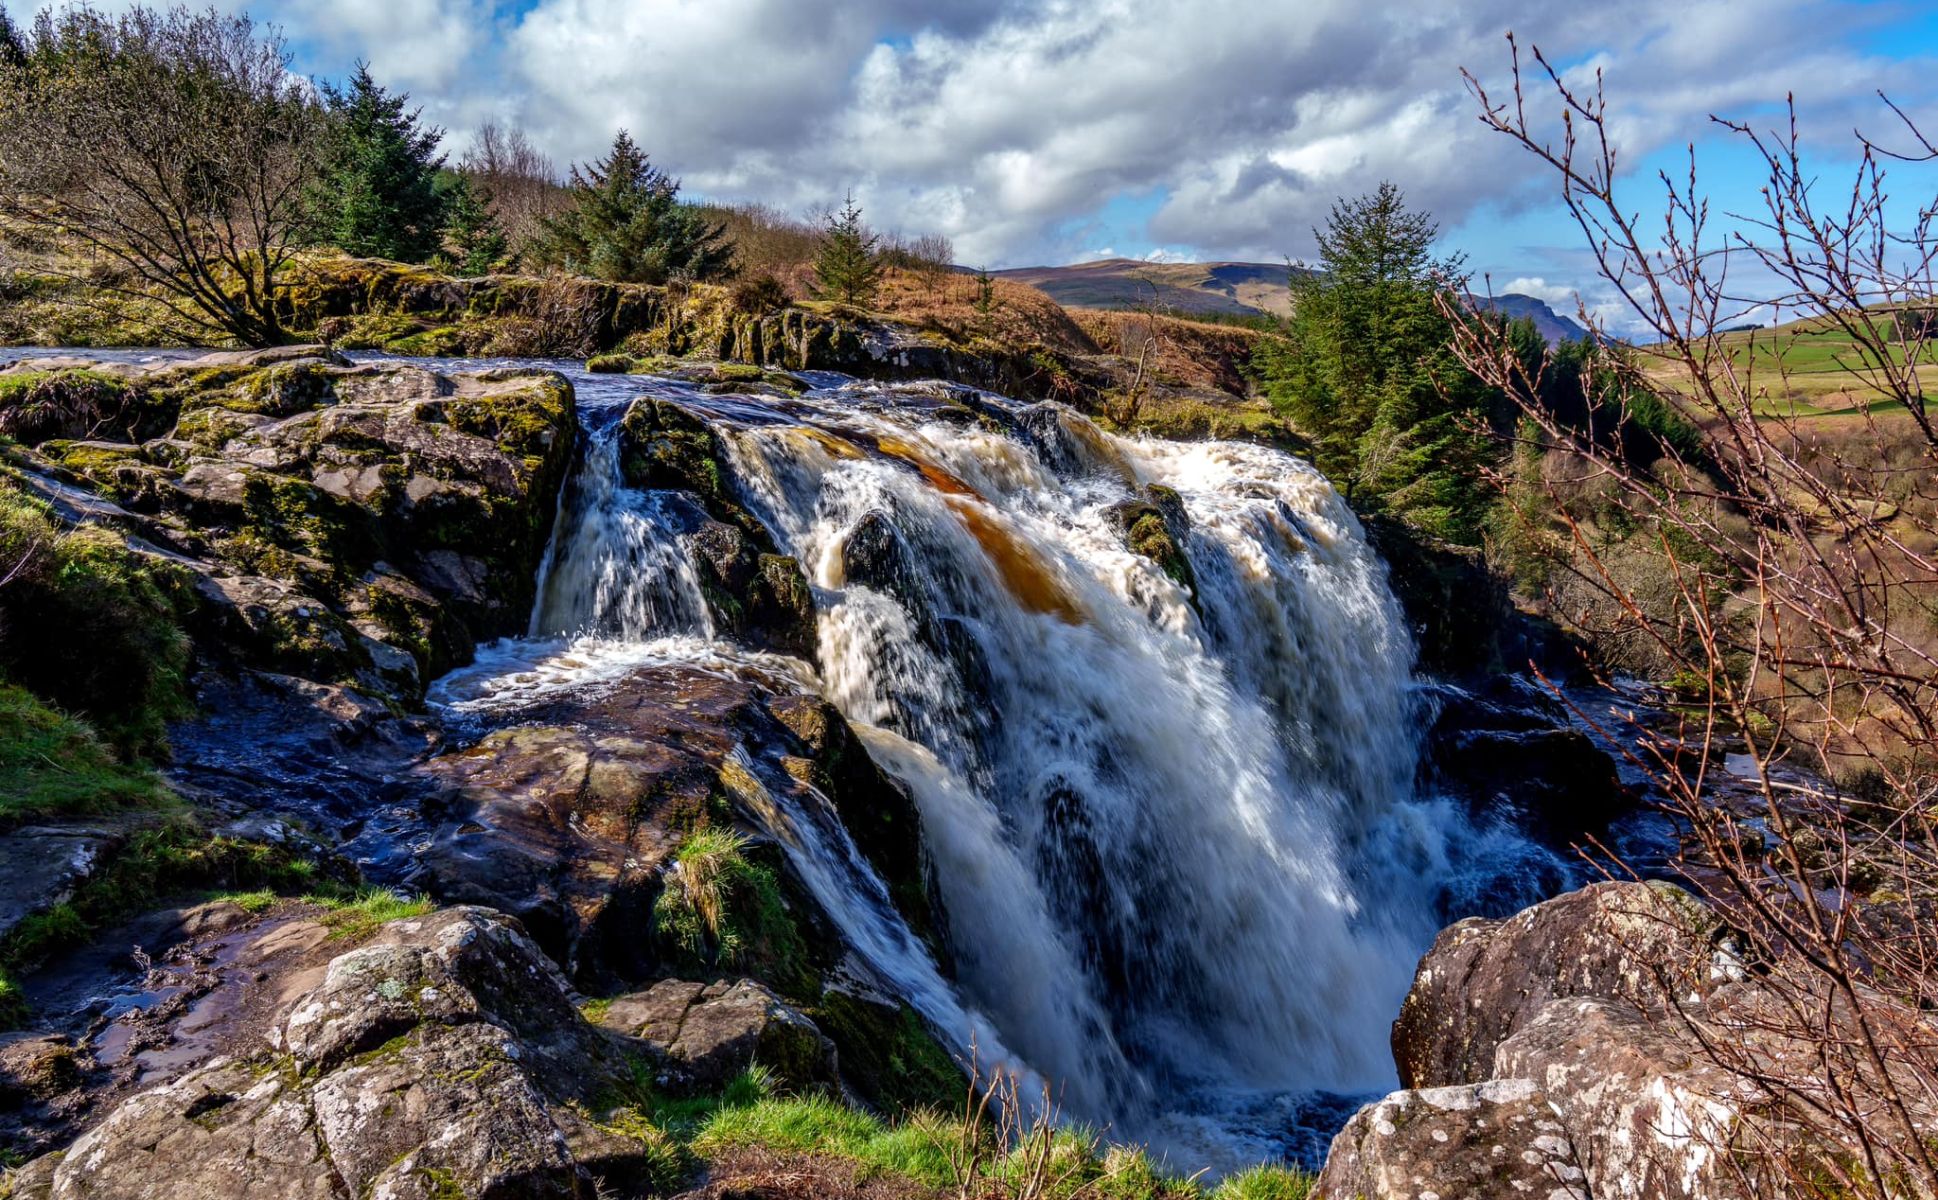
[0,5,949,345]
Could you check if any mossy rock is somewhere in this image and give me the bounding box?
[0,369,175,446]
[809,991,965,1114]
[586,353,640,374]
[1109,487,1198,604]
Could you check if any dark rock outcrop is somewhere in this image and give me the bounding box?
[412,664,934,989]
[11,348,577,702]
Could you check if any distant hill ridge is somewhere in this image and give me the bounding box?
[994,257,1589,344]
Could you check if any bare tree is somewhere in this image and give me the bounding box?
[1450,38,1938,1198]
[0,7,324,346]
[458,122,564,254]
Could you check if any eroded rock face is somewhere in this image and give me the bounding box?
[1313,1077,1586,1200]
[594,978,836,1093]
[1391,880,1718,1091]
[412,665,932,988]
[23,348,576,699]
[21,908,650,1200]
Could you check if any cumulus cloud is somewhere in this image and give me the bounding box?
[184,0,1938,269]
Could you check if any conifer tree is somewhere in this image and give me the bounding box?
[1257,182,1508,543]
[529,130,734,284]
[437,174,509,275]
[0,10,25,68]
[813,193,881,305]
[307,64,447,262]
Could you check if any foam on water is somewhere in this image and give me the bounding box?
[437,371,1559,1170]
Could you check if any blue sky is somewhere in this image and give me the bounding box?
[10,0,1934,327]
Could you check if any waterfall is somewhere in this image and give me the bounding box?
[438,370,1530,1168]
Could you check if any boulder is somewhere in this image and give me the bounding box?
[1391,881,1719,1090]
[22,907,657,1200]
[1313,1077,1586,1200]
[594,978,836,1093]
[413,664,933,989]
[1492,995,1748,1200]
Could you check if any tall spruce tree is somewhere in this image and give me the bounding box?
[0,9,25,68]
[437,173,509,275]
[307,64,447,262]
[1258,182,1507,543]
[813,193,880,305]
[529,130,733,284]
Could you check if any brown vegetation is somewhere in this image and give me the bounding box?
[1453,40,1938,1198]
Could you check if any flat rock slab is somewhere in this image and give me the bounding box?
[0,824,126,943]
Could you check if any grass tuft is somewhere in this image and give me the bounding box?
[309,886,434,941]
[1210,1164,1314,1200]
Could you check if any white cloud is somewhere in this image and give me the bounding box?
[188,0,1938,270]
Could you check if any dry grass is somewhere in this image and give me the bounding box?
[1071,310,1267,397]
[868,268,1097,356]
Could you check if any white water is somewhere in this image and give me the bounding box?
[437,371,1537,1168]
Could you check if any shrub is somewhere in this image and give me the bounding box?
[729,273,791,315]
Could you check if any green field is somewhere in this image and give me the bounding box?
[1646,311,1935,417]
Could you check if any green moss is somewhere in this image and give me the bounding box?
[0,369,171,445]
[0,681,171,826]
[0,970,25,1029]
[0,474,195,756]
[586,353,640,374]
[810,992,964,1114]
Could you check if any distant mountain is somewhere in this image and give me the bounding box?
[994,258,1590,344]
[1471,293,1590,346]
[994,259,1304,317]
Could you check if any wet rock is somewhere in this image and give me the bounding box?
[594,978,836,1094]
[1392,880,1719,1090]
[25,906,645,1200]
[1105,486,1196,600]
[1313,1077,1585,1200]
[413,665,937,991]
[688,521,815,657]
[1422,676,1633,860]
[0,825,126,947]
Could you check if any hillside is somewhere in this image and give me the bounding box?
[994,258,1303,317]
[998,257,1591,343]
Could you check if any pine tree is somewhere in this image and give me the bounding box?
[307,64,448,263]
[437,174,509,275]
[529,130,734,284]
[813,193,881,305]
[1258,182,1508,543]
[0,10,26,68]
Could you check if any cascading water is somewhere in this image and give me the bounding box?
[435,366,1562,1170]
